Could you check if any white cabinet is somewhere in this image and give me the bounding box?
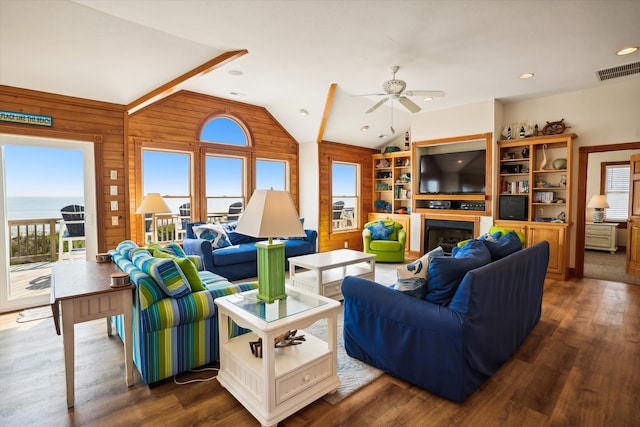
[585,222,618,254]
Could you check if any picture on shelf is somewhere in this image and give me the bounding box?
[376,183,390,191]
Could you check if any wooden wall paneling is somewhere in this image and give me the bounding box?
[317,140,378,252]
[128,90,301,232]
[0,85,127,253]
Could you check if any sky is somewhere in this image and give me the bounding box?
[4,144,84,197]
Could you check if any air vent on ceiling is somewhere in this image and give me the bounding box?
[596,61,640,81]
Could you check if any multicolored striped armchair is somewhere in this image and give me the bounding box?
[109,240,257,384]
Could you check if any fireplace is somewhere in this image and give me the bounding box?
[425,219,474,255]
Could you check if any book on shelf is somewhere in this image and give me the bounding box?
[501,180,529,194]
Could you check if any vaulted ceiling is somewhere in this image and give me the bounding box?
[1,0,638,149]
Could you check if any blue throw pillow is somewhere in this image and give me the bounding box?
[394,246,444,298]
[482,231,522,261]
[426,240,491,305]
[367,220,393,240]
[193,224,232,249]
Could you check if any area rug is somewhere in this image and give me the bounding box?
[304,305,383,405]
[584,250,640,285]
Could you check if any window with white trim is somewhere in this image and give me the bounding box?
[256,159,287,191]
[205,155,245,220]
[332,162,359,231]
[603,163,630,221]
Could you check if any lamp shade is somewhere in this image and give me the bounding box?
[587,195,610,210]
[136,193,171,214]
[235,190,305,238]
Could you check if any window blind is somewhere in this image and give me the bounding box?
[604,165,630,221]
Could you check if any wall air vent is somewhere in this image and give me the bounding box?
[596,61,640,81]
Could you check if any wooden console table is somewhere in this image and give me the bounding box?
[51,261,134,408]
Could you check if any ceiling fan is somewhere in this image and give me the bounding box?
[356,65,444,114]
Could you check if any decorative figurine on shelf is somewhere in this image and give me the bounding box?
[540,144,548,169]
[534,124,539,136]
[522,147,530,158]
[560,174,567,187]
[520,126,525,138]
[376,158,390,168]
[507,127,512,139]
[542,118,570,135]
[404,131,410,151]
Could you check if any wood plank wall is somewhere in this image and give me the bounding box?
[127,90,299,243]
[318,140,378,252]
[0,85,127,252]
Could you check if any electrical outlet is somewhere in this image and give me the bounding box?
[111,201,118,211]
[110,185,118,196]
[344,241,348,248]
[111,216,119,226]
[110,170,117,180]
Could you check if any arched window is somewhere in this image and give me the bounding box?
[200,117,248,146]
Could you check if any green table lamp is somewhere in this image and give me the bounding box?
[234,190,305,303]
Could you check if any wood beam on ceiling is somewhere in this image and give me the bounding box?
[126,49,249,115]
[317,83,337,143]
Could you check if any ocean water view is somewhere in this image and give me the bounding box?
[7,196,84,220]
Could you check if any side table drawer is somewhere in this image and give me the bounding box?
[276,354,332,404]
[586,235,611,247]
[322,282,342,299]
[586,225,611,236]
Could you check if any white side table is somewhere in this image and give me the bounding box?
[215,287,341,427]
[585,222,619,254]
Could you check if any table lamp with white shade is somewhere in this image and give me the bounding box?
[587,195,609,223]
[235,189,305,303]
[136,193,171,243]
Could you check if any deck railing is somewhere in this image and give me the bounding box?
[8,218,60,263]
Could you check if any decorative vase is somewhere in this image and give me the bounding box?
[553,158,567,170]
[539,144,548,170]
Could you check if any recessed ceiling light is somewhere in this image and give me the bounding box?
[617,46,638,56]
[424,97,434,102]
[228,70,243,76]
[229,91,246,97]
[519,73,535,79]
[378,134,389,139]
[360,125,370,132]
[299,109,309,116]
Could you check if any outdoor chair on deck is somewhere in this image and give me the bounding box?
[58,205,85,261]
[178,202,191,229]
[227,201,243,221]
[332,201,345,229]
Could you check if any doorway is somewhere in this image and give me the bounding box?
[576,142,640,282]
[0,134,97,313]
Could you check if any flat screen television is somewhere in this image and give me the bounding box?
[419,149,486,195]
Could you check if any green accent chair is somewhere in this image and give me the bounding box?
[363,219,406,262]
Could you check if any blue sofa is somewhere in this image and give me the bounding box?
[342,240,550,403]
[182,221,317,281]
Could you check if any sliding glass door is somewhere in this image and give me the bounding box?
[0,134,97,313]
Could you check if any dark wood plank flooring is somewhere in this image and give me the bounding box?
[0,277,638,426]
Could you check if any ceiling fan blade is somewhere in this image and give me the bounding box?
[404,90,445,97]
[398,96,421,113]
[351,93,387,97]
[366,97,389,114]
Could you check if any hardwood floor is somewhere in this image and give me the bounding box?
[0,276,638,426]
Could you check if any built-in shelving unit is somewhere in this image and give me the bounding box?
[496,133,577,280]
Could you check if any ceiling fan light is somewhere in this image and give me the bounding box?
[360,125,369,132]
[299,109,309,116]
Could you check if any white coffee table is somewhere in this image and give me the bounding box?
[215,287,341,427]
[288,249,376,300]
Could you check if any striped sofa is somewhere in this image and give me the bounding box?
[109,240,257,384]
